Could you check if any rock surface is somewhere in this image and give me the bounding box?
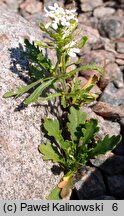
[0,10,62,199]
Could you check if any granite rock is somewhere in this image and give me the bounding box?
[0,10,61,199]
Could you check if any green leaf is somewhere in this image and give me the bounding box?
[39,23,47,32]
[64,64,104,79]
[3,79,43,98]
[29,65,45,80]
[44,118,68,150]
[47,186,61,200]
[35,40,49,49]
[82,119,99,145]
[24,78,55,104]
[90,135,121,157]
[61,95,67,108]
[78,36,88,49]
[39,142,65,164]
[67,106,87,141]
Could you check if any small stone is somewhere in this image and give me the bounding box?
[116,42,124,54]
[116,53,124,59]
[93,7,115,19]
[99,62,124,89]
[19,0,43,15]
[93,101,124,119]
[107,175,124,199]
[98,16,124,40]
[75,166,106,200]
[115,59,124,66]
[80,0,103,12]
[90,152,124,175]
[115,9,124,17]
[100,82,124,106]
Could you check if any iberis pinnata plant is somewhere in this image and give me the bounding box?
[4,3,104,108]
[3,3,121,200]
[39,106,121,199]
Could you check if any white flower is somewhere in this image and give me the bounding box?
[68,48,80,57]
[64,41,80,57]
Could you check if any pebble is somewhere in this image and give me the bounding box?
[19,0,43,15]
[115,59,124,66]
[100,82,124,106]
[116,42,124,54]
[93,7,115,19]
[80,0,103,12]
[101,62,124,89]
[98,16,124,40]
[92,101,124,119]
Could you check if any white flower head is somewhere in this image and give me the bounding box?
[44,3,78,31]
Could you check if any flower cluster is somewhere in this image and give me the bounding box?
[45,3,78,30]
[44,3,79,57]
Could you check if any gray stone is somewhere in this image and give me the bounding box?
[107,175,124,199]
[0,10,61,199]
[100,82,124,106]
[93,7,115,19]
[80,0,103,12]
[98,16,124,40]
[99,63,123,89]
[75,166,106,200]
[90,152,124,175]
[116,42,124,54]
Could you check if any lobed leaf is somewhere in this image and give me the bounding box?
[39,142,65,165]
[90,135,121,157]
[82,119,99,145]
[67,106,87,141]
[44,118,69,150]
